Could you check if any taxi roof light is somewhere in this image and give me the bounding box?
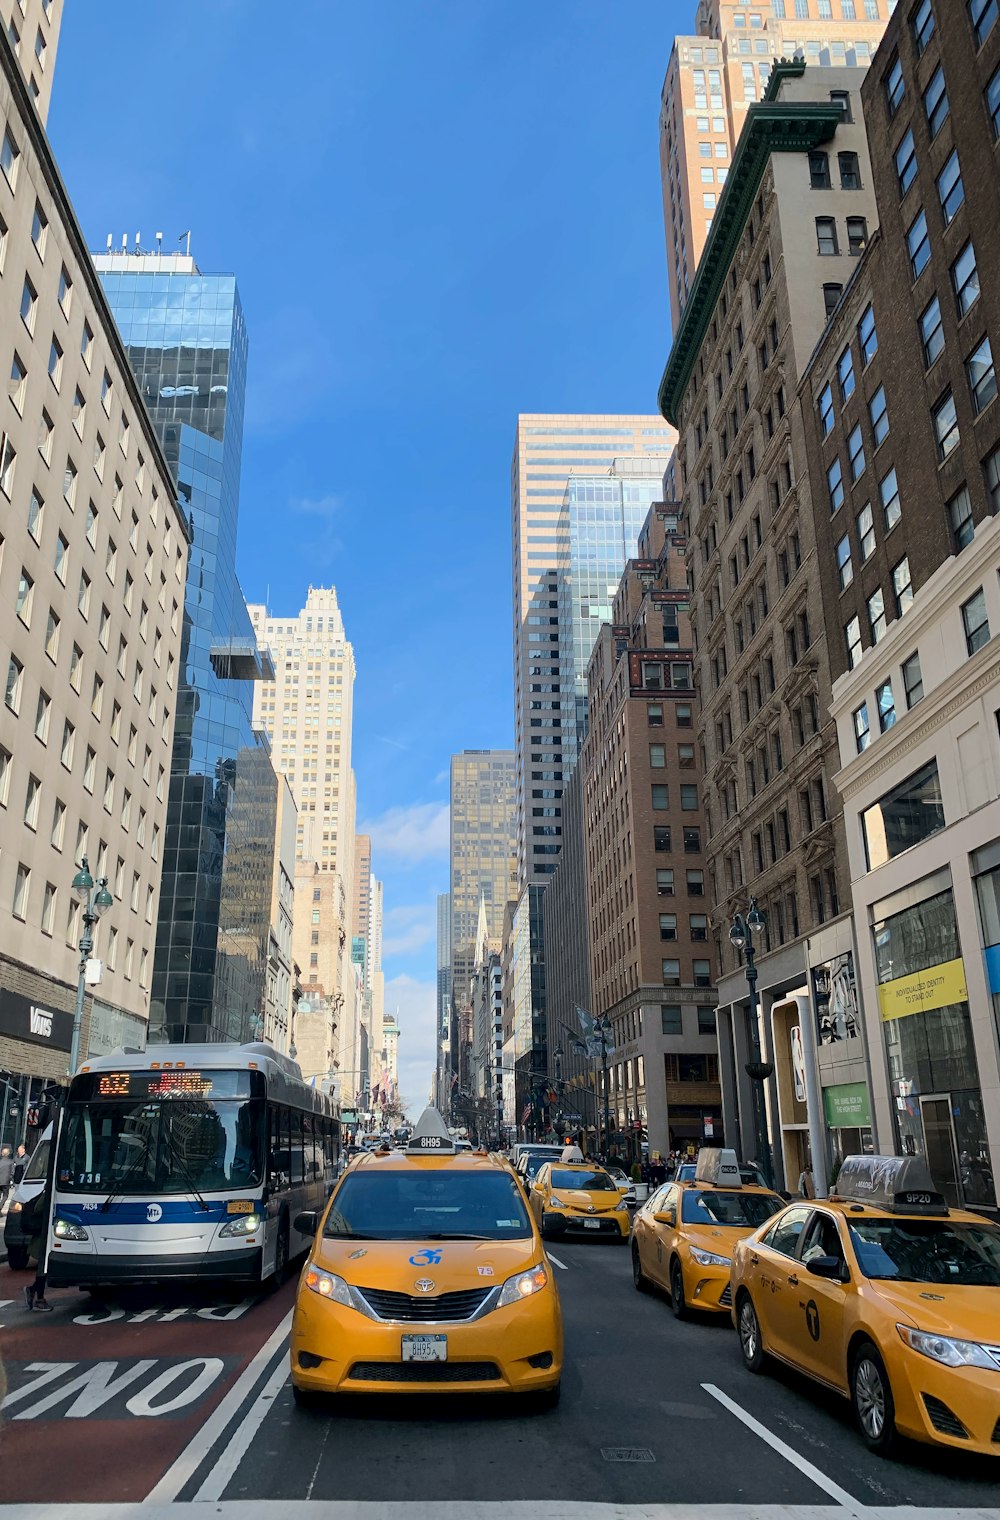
[831,1154,949,1215]
[694,1148,743,1188]
[406,1106,457,1154]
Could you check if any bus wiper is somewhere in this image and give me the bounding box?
[100,1152,150,1211]
[164,1131,209,1212]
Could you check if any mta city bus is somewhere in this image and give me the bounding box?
[47,1043,339,1290]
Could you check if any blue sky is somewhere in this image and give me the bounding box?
[49,0,684,1109]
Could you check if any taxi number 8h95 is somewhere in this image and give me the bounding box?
[413,1136,445,1149]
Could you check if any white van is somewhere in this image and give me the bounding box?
[3,1124,51,1270]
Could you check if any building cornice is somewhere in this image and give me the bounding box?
[659,67,842,425]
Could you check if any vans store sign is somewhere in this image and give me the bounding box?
[0,988,73,1052]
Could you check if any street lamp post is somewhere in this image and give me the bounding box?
[729,897,774,1189]
[69,858,114,1076]
[594,1015,613,1158]
[552,1046,563,1137]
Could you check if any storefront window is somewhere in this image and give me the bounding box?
[862,759,945,869]
[873,889,994,1208]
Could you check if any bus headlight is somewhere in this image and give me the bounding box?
[54,1218,89,1241]
[219,1212,263,1237]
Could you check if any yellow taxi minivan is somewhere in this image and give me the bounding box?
[631,1147,784,1316]
[290,1107,563,1406]
[528,1161,631,1242]
[730,1154,1000,1456]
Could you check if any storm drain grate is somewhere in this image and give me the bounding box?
[601,1447,656,1463]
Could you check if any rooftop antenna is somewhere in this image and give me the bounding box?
[121,233,127,251]
[155,231,163,255]
[134,232,140,254]
[178,230,191,257]
[105,234,112,251]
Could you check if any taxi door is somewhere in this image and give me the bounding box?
[648,1184,680,1289]
[789,1209,851,1393]
[529,1163,550,1226]
[748,1203,813,1361]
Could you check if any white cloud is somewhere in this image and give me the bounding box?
[384,973,437,1113]
[290,493,343,521]
[382,902,436,959]
[360,801,449,866]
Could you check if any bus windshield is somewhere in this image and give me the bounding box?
[59,1096,265,1194]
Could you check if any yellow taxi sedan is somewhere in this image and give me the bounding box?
[731,1154,1000,1456]
[290,1108,563,1406]
[631,1147,784,1317]
[528,1162,631,1241]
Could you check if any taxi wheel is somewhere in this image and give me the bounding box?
[669,1259,688,1319]
[850,1341,897,1455]
[631,1241,651,1293]
[736,1292,765,1373]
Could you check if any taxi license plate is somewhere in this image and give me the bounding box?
[402,1335,447,1362]
[583,1219,601,1229]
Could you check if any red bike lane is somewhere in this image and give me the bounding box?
[0,1261,295,1503]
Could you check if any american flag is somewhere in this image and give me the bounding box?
[520,1102,532,1125]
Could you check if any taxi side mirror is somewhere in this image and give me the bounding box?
[807,1254,846,1281]
[653,1210,675,1226]
[294,1210,319,1236]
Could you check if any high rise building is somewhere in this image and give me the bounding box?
[511,415,676,887]
[449,750,516,1095]
[0,26,188,1136]
[435,890,451,1106]
[96,248,279,1046]
[249,588,356,879]
[660,0,889,331]
[264,778,297,1053]
[0,0,62,123]
[658,62,875,1185]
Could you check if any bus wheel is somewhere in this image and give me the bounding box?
[268,1217,289,1290]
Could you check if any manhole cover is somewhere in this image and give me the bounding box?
[601,1447,656,1463]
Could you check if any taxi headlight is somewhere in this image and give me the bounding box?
[615,1199,630,1212]
[219,1212,263,1237]
[548,1195,565,1208]
[689,1246,731,1268]
[304,1266,353,1307]
[8,1200,22,1213]
[53,1217,89,1242]
[497,1263,549,1307]
[897,1324,998,1370]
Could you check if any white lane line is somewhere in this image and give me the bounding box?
[702,1383,863,1511]
[195,1353,289,1501]
[144,1307,293,1504]
[547,1252,568,1270]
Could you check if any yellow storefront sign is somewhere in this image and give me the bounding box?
[878,957,967,1023]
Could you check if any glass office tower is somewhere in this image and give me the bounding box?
[95,253,277,1044]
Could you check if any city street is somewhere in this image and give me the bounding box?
[1,1240,999,1518]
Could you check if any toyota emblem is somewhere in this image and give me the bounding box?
[413,1278,436,1294]
[587,1204,595,1213]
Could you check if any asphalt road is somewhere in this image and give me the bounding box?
[2,1238,1000,1515]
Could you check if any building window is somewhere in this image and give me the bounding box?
[987,64,1000,137]
[836,533,853,589]
[816,217,838,255]
[818,383,834,436]
[809,151,831,188]
[894,128,917,198]
[868,587,887,644]
[876,679,897,733]
[857,501,875,560]
[656,868,674,895]
[837,345,855,401]
[913,0,935,52]
[654,826,671,852]
[952,241,980,317]
[683,827,701,853]
[907,209,930,279]
[647,703,663,726]
[985,445,1000,511]
[697,1008,716,1034]
[923,64,949,138]
[847,217,868,256]
[649,744,665,768]
[920,295,944,367]
[823,282,842,318]
[680,784,698,811]
[661,1004,682,1033]
[902,651,924,708]
[945,484,975,552]
[967,337,997,414]
[862,760,944,868]
[693,960,712,988]
[937,150,965,226]
[933,390,960,460]
[828,457,845,513]
[652,784,669,810]
[686,869,704,895]
[853,702,871,752]
[661,962,681,989]
[12,862,29,920]
[676,704,692,727]
[970,0,998,47]
[846,615,863,669]
[838,151,861,190]
[963,587,990,653]
[659,914,678,941]
[858,304,877,365]
[885,55,904,115]
[848,423,866,482]
[869,386,889,449]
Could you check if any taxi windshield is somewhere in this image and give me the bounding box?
[680,1189,783,1227]
[848,1217,1000,1285]
[323,1169,532,1240]
[550,1169,615,1191]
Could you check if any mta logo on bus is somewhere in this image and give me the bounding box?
[146,1203,163,1223]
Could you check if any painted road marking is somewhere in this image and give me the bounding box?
[145,1306,294,1503]
[195,1352,289,1500]
[72,1297,257,1326]
[547,1253,567,1270]
[702,1382,862,1509]
[2,1357,230,1420]
[0,1502,988,1518]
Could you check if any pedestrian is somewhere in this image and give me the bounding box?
[560,1133,584,1163]
[22,1178,54,1312]
[798,1163,816,1199]
[12,1143,27,1183]
[0,1146,13,1212]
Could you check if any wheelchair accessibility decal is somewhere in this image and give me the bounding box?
[408,1248,444,1266]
